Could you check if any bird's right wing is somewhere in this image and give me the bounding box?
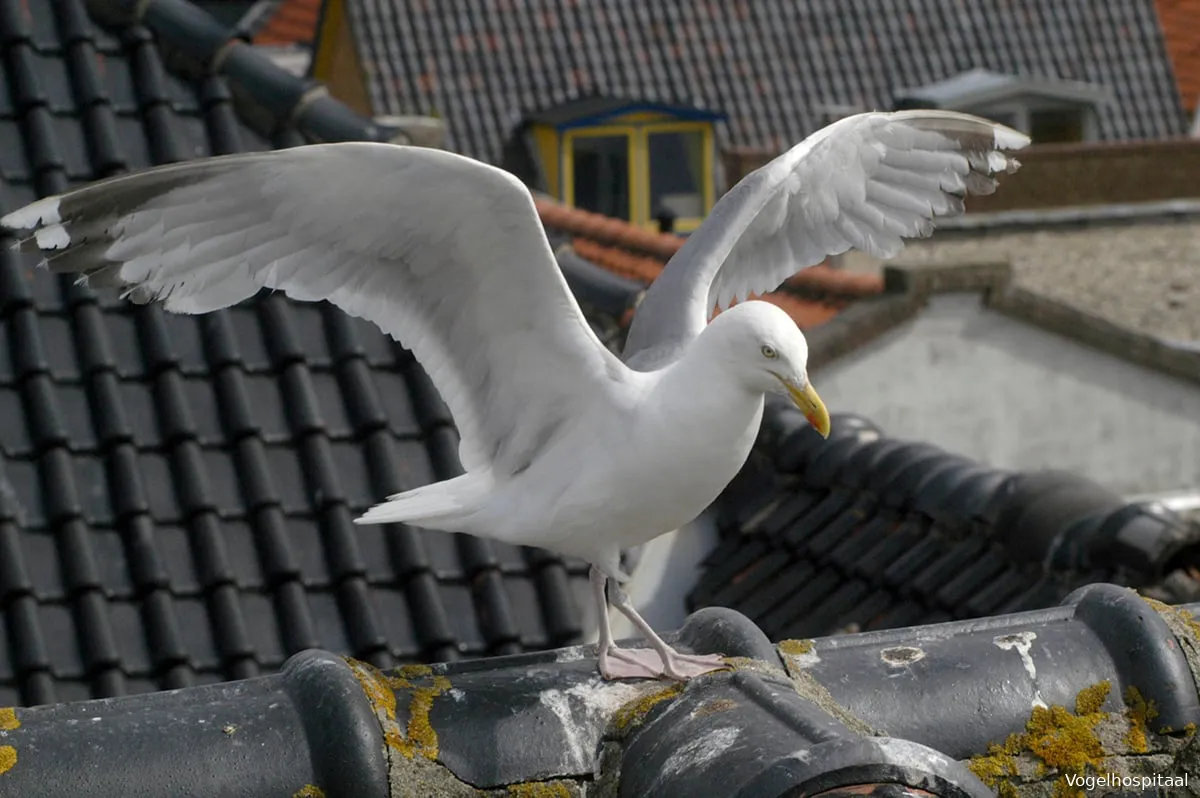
[622,110,1030,369]
[1,143,629,477]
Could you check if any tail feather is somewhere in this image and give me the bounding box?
[353,473,490,527]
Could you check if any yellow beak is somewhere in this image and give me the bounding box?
[783,379,831,439]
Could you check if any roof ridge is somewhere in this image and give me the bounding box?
[95,0,382,143]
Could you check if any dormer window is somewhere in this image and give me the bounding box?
[504,96,725,233]
[893,69,1111,144]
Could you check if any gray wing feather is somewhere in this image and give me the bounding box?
[622,110,1030,369]
[1,143,627,477]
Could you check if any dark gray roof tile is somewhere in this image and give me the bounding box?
[350,0,1186,164]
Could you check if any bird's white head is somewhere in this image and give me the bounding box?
[703,301,831,438]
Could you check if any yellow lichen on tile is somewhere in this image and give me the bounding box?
[0,709,18,732]
[967,681,1112,796]
[0,745,14,776]
[612,683,683,732]
[1123,686,1159,753]
[345,657,451,761]
[293,785,326,798]
[777,639,814,656]
[506,781,573,797]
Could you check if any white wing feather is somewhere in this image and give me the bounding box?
[0,143,627,478]
[622,110,1031,368]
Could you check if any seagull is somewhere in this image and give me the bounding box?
[1,110,1028,681]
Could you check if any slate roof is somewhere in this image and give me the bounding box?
[0,0,606,709]
[1157,0,1200,112]
[343,0,1188,164]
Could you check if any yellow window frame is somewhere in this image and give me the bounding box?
[640,121,715,233]
[561,126,641,223]
[560,120,717,230]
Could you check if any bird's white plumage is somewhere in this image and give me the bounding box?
[622,110,1030,368]
[0,110,1029,680]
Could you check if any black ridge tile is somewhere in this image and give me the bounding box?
[155,525,200,595]
[759,569,842,639]
[218,518,263,589]
[109,600,152,675]
[243,375,289,442]
[112,113,153,168]
[690,538,769,607]
[867,601,934,632]
[238,591,285,666]
[271,580,319,653]
[73,453,111,524]
[963,565,1031,618]
[263,445,307,513]
[306,589,351,654]
[206,586,255,666]
[336,578,389,659]
[21,531,64,600]
[438,581,485,653]
[737,560,814,624]
[172,596,219,669]
[708,548,794,608]
[287,516,332,587]
[781,490,857,550]
[909,537,989,601]
[371,586,419,659]
[789,580,872,638]
[805,497,876,558]
[74,590,121,672]
[0,390,33,457]
[0,522,34,598]
[246,506,300,584]
[310,371,352,438]
[39,603,86,678]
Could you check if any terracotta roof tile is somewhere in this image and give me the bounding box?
[535,198,684,262]
[1157,0,1200,111]
[253,0,323,46]
[544,205,878,332]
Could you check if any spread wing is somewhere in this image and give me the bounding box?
[622,109,1031,369]
[1,143,629,477]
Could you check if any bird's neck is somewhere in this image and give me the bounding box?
[647,340,766,440]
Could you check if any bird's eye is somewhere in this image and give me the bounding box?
[761,344,778,359]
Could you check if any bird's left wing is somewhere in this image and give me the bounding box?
[621,110,1030,369]
[1,143,629,478]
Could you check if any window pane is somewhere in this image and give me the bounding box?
[1031,109,1085,143]
[649,130,705,219]
[571,135,630,219]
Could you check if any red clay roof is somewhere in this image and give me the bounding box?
[1157,0,1200,111]
[535,199,883,332]
[252,0,323,47]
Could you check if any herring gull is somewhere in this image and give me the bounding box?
[0,110,1029,680]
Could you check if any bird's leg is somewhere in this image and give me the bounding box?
[591,566,664,680]
[607,580,728,681]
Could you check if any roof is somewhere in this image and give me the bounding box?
[248,0,323,47]
[0,0,607,708]
[2,584,1199,796]
[522,94,726,129]
[894,209,1200,345]
[894,67,1114,109]
[534,198,887,333]
[690,262,1200,638]
[1157,0,1200,112]
[339,0,1188,163]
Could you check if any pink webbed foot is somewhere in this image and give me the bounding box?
[659,650,728,681]
[598,644,728,681]
[598,645,667,680]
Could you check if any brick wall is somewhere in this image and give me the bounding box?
[721,137,1200,210]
